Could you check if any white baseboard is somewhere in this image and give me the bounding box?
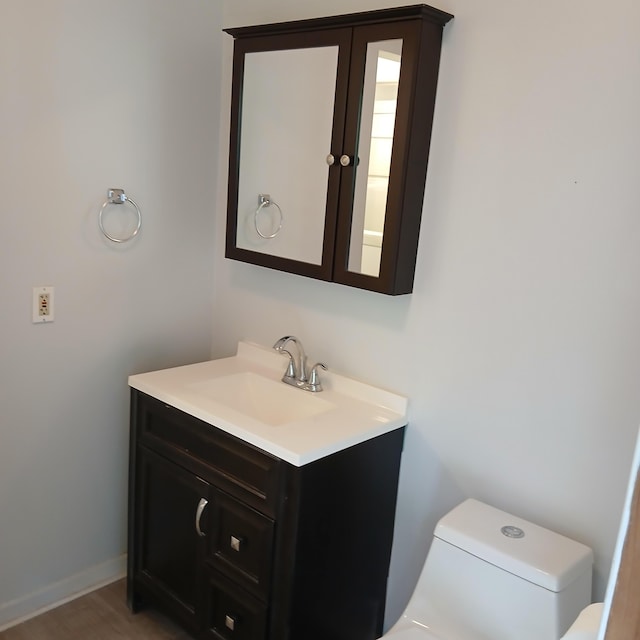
[0,554,127,632]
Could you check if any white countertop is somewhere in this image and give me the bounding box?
[128,341,408,466]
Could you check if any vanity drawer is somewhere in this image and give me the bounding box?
[208,490,274,601]
[133,391,282,516]
[204,570,267,640]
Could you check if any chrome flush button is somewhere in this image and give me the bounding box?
[501,525,525,539]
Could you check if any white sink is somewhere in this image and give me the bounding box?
[128,341,408,466]
[188,371,335,427]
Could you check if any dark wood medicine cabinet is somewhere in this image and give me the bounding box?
[225,5,453,295]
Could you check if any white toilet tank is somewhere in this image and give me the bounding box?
[401,499,593,640]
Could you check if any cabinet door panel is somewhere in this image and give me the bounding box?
[135,447,209,630]
[226,27,352,281]
[333,19,424,293]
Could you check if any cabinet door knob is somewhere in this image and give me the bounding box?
[225,614,238,631]
[326,153,336,166]
[339,154,352,167]
[195,497,208,537]
[230,535,244,552]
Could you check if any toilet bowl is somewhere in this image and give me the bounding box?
[560,602,603,639]
[381,499,594,640]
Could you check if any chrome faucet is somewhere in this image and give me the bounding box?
[273,336,327,392]
[274,335,307,382]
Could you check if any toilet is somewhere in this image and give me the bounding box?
[382,499,594,640]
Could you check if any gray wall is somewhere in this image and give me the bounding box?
[215,0,640,627]
[1,0,639,633]
[0,0,220,627]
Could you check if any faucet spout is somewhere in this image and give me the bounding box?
[273,335,307,382]
[273,336,325,391]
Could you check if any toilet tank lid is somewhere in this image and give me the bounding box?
[434,499,593,592]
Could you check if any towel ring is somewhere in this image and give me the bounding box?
[254,194,283,239]
[99,189,142,243]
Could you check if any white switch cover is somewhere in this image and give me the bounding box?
[33,286,54,323]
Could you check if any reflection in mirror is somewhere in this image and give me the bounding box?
[236,46,339,265]
[349,39,402,277]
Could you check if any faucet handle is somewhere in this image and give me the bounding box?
[308,362,327,392]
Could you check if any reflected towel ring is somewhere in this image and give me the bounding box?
[254,194,283,239]
[99,189,142,243]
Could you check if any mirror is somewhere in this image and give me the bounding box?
[349,39,402,277]
[236,46,339,265]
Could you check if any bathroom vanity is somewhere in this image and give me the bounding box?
[127,342,407,640]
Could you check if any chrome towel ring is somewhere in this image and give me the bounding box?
[254,193,283,239]
[99,188,142,243]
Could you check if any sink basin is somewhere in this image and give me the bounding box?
[189,372,335,427]
[129,341,408,465]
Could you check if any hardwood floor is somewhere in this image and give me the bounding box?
[0,579,192,640]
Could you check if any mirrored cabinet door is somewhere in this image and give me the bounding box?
[225,6,453,295]
[332,17,450,294]
[226,29,352,281]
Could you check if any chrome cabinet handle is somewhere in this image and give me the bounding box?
[339,154,352,167]
[326,153,335,166]
[195,497,208,537]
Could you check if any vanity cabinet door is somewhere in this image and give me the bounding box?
[133,447,210,634]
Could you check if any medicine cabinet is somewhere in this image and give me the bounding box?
[225,5,453,295]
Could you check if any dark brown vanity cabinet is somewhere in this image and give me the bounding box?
[128,390,405,640]
[225,5,453,295]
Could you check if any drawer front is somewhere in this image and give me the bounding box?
[208,490,274,601]
[134,391,282,515]
[204,570,267,640]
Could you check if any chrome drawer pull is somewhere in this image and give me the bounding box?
[195,498,208,537]
[225,614,238,631]
[230,535,243,552]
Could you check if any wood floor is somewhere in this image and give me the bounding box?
[0,579,192,640]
